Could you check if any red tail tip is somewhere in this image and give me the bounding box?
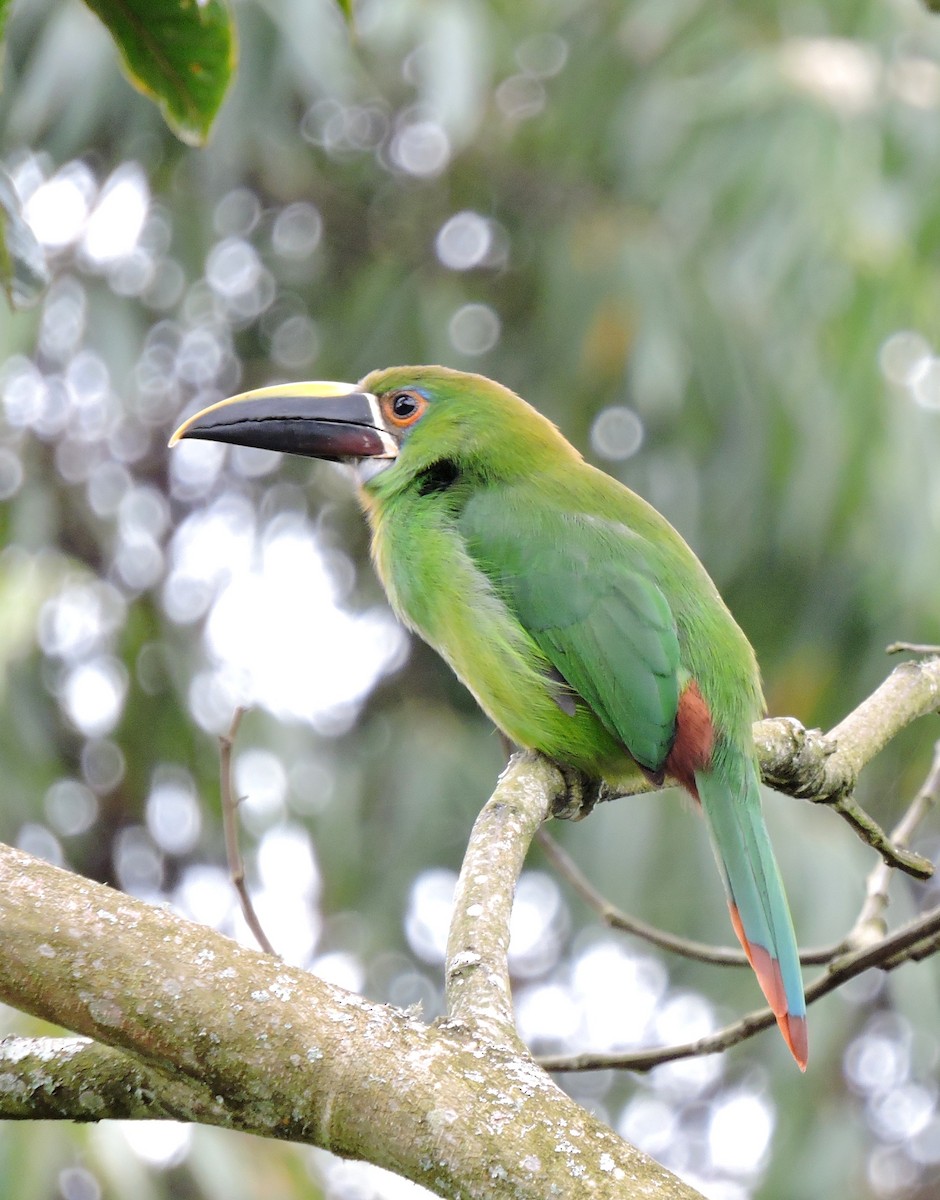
[728,903,808,1070]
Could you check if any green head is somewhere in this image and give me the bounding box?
[170,365,579,490]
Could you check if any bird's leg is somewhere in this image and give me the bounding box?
[551,766,604,821]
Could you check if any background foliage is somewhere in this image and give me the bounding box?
[1,1,940,1198]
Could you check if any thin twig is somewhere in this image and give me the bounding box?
[535,826,841,966]
[887,642,940,656]
[539,903,940,1074]
[849,739,940,944]
[219,707,278,957]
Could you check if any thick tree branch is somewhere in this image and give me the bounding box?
[0,842,703,1200]
[445,752,563,1041]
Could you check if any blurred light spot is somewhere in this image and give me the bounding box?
[87,461,132,518]
[257,811,321,921]
[213,188,261,237]
[114,825,164,895]
[176,325,231,386]
[405,868,457,963]
[868,1145,920,1196]
[270,313,319,369]
[890,56,940,109]
[81,739,126,795]
[17,822,64,867]
[508,871,567,978]
[272,202,323,259]
[119,485,170,541]
[168,438,226,504]
[878,331,931,387]
[1,355,46,428]
[318,1158,435,1200]
[911,1115,940,1165]
[115,534,164,591]
[121,1121,192,1168]
[39,276,87,363]
[654,991,716,1045]
[61,657,128,738]
[203,517,407,726]
[143,258,186,310]
[312,951,365,992]
[83,162,149,264]
[435,211,492,270]
[516,32,569,78]
[869,1082,936,1142]
[618,1096,678,1158]
[109,418,151,466]
[572,941,667,1049]
[708,1092,774,1174]
[206,237,262,299]
[289,758,336,816]
[911,358,940,411]
[146,772,202,855]
[390,120,451,177]
[108,248,155,297]
[496,75,546,120]
[173,863,236,929]
[44,778,99,836]
[780,38,880,115]
[230,443,284,478]
[58,1166,101,1200]
[516,981,581,1048]
[591,406,644,461]
[650,1051,723,1099]
[0,448,23,500]
[235,748,288,829]
[39,581,126,660]
[845,1018,911,1093]
[449,303,500,355]
[24,162,96,249]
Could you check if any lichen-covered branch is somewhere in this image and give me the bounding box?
[445,752,563,1040]
[0,842,704,1200]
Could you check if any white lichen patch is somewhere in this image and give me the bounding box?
[0,1073,27,1097]
[194,948,215,965]
[83,996,124,1027]
[521,1154,541,1174]
[270,977,295,1002]
[37,943,56,958]
[250,989,271,1003]
[465,904,484,917]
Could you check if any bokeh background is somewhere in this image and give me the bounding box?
[2,0,940,1197]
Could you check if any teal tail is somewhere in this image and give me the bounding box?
[695,752,808,1070]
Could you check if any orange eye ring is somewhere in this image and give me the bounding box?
[382,390,427,428]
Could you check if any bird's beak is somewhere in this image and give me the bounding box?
[168,382,398,462]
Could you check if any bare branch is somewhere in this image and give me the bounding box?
[540,903,940,1074]
[535,826,842,967]
[219,706,277,957]
[445,752,563,1041]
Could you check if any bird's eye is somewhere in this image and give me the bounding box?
[383,390,427,427]
[393,393,417,419]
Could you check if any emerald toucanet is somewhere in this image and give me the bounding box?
[171,366,807,1068]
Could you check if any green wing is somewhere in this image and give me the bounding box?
[459,492,681,773]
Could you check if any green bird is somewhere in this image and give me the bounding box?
[171,365,807,1068]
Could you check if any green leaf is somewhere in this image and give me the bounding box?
[335,0,355,22]
[81,0,237,146]
[0,165,49,310]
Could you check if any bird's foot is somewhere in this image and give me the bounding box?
[551,767,604,821]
